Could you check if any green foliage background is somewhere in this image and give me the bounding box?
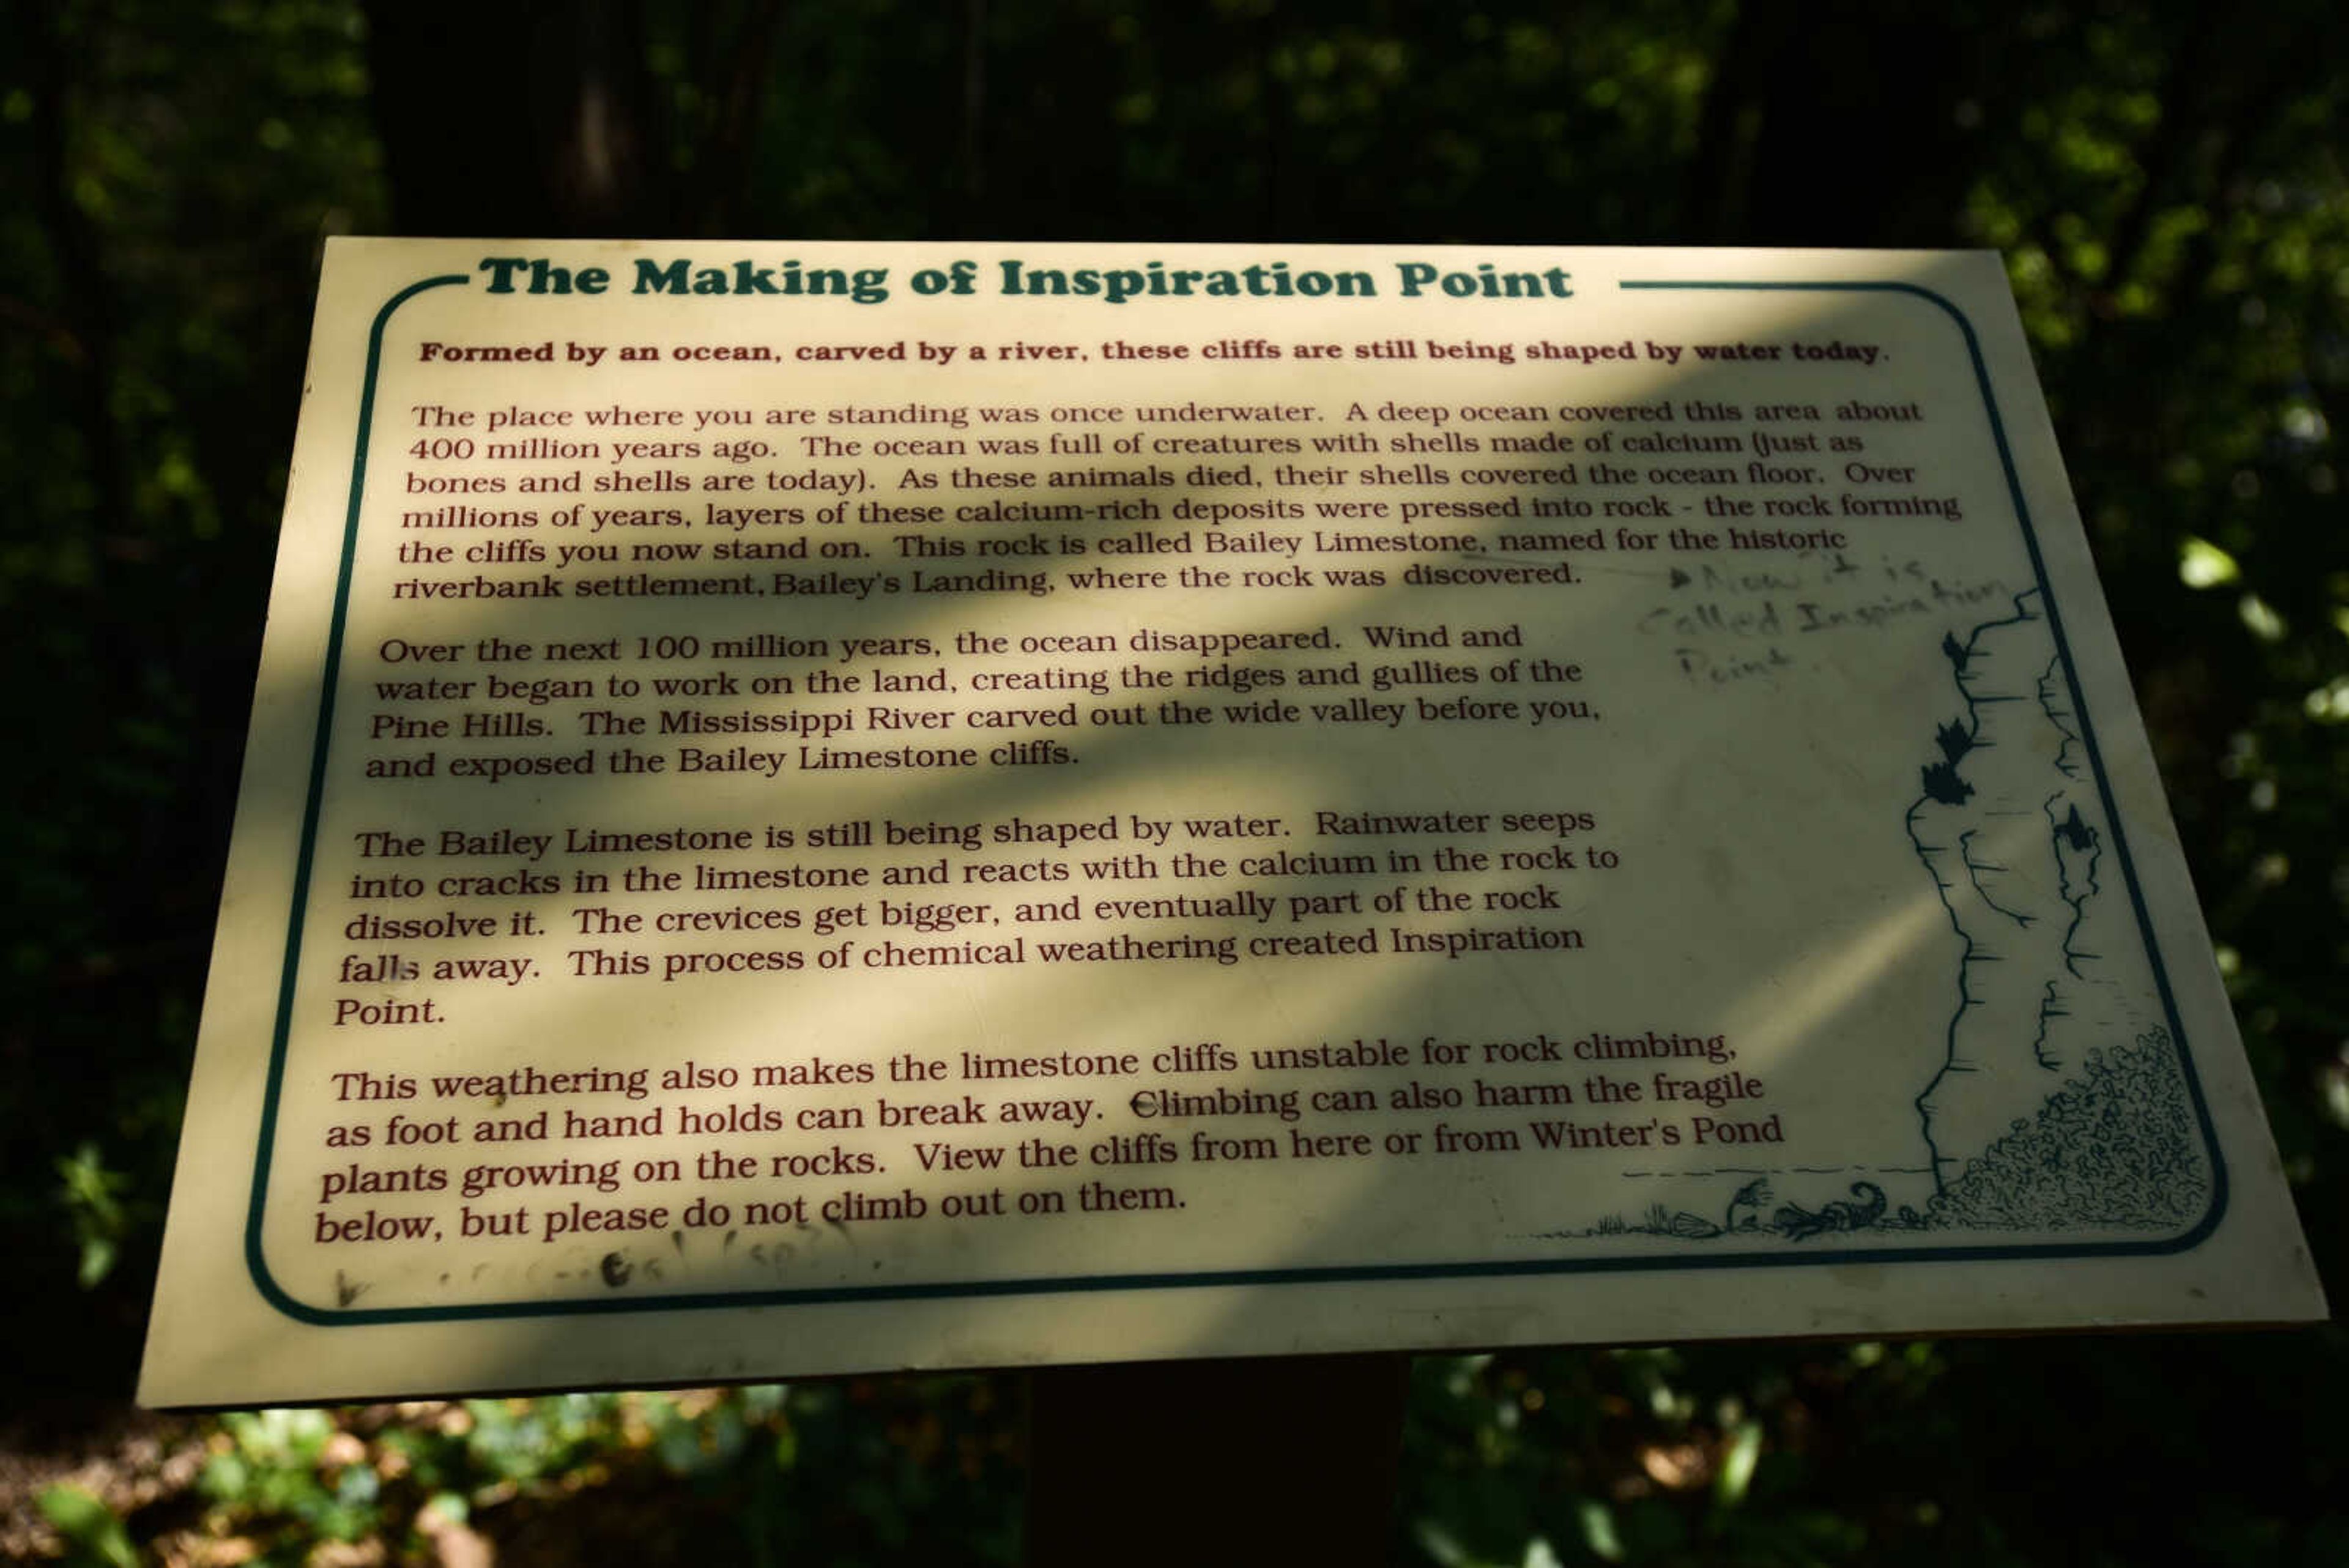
[2,1,2342,1561]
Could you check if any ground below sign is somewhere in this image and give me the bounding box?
[141,242,2323,1406]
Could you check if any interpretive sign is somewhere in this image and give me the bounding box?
[142,242,2323,1406]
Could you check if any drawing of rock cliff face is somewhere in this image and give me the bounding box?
[1907,590,2209,1231]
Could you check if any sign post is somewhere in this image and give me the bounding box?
[143,242,2323,1408]
[1026,1353,1409,1564]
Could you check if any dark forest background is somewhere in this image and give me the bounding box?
[2,1,2343,1562]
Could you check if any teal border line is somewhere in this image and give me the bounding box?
[245,273,2227,1328]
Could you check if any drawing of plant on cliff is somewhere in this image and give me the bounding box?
[1564,590,2211,1246]
[1906,588,2210,1233]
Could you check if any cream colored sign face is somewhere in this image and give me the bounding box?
[141,242,2323,1406]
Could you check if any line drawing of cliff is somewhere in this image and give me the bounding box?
[1554,589,2211,1249]
[1907,590,2210,1231]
